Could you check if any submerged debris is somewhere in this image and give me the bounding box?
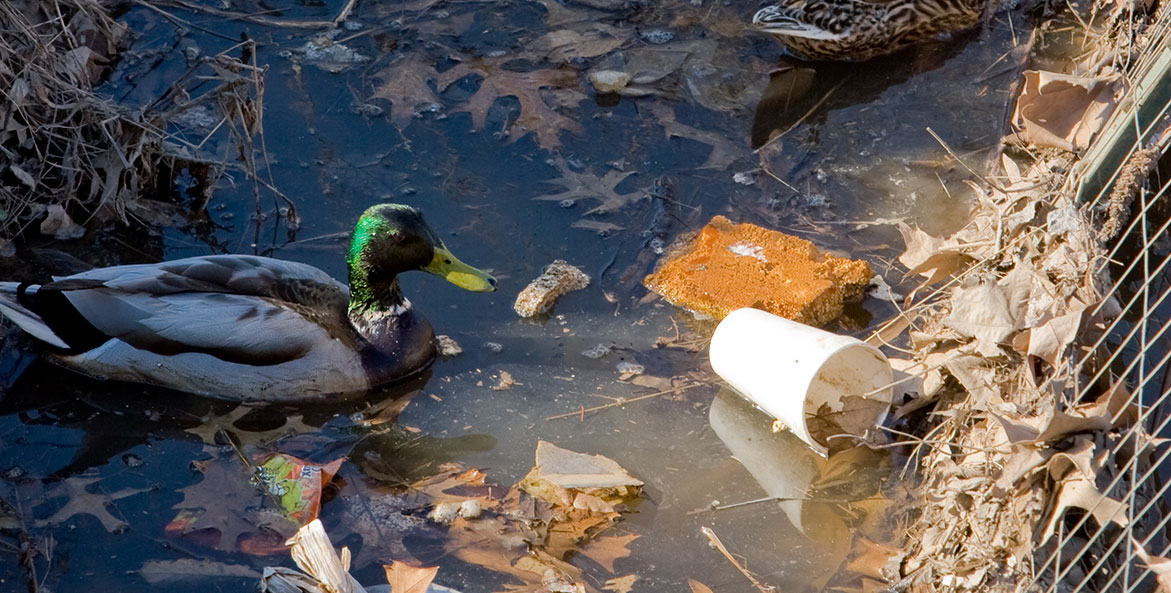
[435,335,462,357]
[513,260,591,317]
[582,343,612,359]
[644,216,872,326]
[520,441,644,505]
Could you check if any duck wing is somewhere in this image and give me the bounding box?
[29,255,356,366]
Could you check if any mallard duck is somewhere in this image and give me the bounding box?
[752,0,985,61]
[0,203,496,402]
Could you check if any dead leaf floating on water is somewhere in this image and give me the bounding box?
[370,54,443,128]
[532,26,627,63]
[436,59,583,150]
[384,561,439,593]
[1012,70,1122,152]
[533,156,640,215]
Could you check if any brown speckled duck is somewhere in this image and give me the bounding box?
[752,0,990,61]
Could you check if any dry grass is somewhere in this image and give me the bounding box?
[0,0,274,243]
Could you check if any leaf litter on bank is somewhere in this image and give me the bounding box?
[871,7,1168,585]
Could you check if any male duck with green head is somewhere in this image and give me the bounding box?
[0,204,496,402]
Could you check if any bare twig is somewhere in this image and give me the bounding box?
[545,382,709,421]
[700,526,778,593]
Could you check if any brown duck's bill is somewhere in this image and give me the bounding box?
[426,246,497,292]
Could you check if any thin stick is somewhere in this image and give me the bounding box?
[545,383,708,421]
[755,75,851,152]
[131,0,240,42]
[700,526,777,593]
[926,127,1010,193]
[158,0,338,28]
[333,0,360,24]
[709,495,888,511]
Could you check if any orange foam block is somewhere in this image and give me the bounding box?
[643,216,872,326]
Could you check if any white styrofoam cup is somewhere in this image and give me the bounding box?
[709,308,893,456]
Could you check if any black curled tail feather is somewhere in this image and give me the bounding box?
[12,283,110,352]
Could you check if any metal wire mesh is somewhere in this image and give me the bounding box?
[1031,2,1171,590]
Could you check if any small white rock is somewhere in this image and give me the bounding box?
[589,70,631,93]
[428,502,461,524]
[732,171,755,186]
[458,499,482,519]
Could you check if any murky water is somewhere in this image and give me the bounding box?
[0,0,1038,590]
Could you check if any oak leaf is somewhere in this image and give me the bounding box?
[384,561,439,593]
[38,475,146,533]
[167,455,291,552]
[602,575,638,593]
[437,59,582,150]
[578,533,640,573]
[371,55,443,128]
[531,25,626,62]
[643,101,742,170]
[533,156,640,215]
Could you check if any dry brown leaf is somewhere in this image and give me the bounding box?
[437,59,582,150]
[1027,304,1086,366]
[37,475,146,533]
[644,100,743,170]
[943,282,1015,358]
[845,538,899,580]
[602,575,638,593]
[578,533,640,573]
[40,204,85,240]
[1040,477,1129,543]
[1013,70,1121,152]
[533,156,639,215]
[997,261,1037,329]
[896,223,969,285]
[532,26,626,62]
[1045,436,1097,482]
[1133,540,1171,593]
[993,402,1111,445]
[943,354,1001,408]
[384,561,439,593]
[688,579,716,593]
[371,54,442,128]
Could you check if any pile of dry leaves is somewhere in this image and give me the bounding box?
[0,0,273,244]
[872,1,1170,590]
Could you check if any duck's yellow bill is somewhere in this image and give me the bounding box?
[426,246,497,292]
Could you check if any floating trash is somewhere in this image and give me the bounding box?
[643,215,872,326]
[513,260,591,317]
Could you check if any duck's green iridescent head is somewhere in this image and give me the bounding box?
[347,204,496,310]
